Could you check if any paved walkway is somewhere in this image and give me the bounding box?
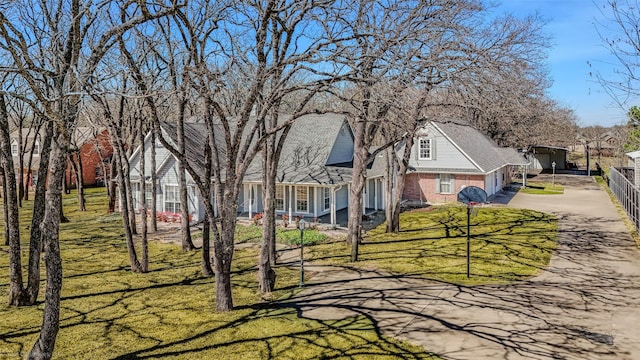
[281,175,640,359]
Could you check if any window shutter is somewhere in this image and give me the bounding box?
[451,175,455,193]
[435,174,441,193]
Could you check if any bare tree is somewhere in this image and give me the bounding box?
[322,0,490,258]
[92,86,144,273]
[594,0,640,108]
[138,115,149,272]
[0,2,179,357]
[0,93,26,305]
[121,0,338,307]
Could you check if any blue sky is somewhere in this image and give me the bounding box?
[493,0,629,127]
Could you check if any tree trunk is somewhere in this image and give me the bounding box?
[107,157,117,212]
[384,147,398,233]
[124,157,137,235]
[114,145,142,273]
[139,124,148,273]
[150,131,158,232]
[25,122,53,304]
[28,142,65,360]
[1,166,9,246]
[259,163,277,294]
[76,152,86,211]
[201,217,214,276]
[214,190,237,311]
[177,115,194,251]
[25,130,38,202]
[200,134,213,276]
[69,153,85,211]
[17,131,24,207]
[348,127,368,262]
[178,164,194,251]
[0,94,27,305]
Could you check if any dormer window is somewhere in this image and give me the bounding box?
[418,138,432,160]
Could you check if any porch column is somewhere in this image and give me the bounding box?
[313,186,318,218]
[248,185,253,219]
[288,185,293,219]
[374,179,378,211]
[331,186,336,228]
[522,166,527,187]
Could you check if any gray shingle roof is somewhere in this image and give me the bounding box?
[160,114,353,186]
[244,113,353,185]
[432,120,512,173]
[495,147,530,166]
[160,122,225,181]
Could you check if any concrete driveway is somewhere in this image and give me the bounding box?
[282,174,640,359]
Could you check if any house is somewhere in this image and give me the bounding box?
[527,145,568,171]
[9,126,113,189]
[626,150,640,186]
[402,120,529,204]
[127,113,378,227]
[586,131,619,158]
[10,128,43,187]
[66,127,114,187]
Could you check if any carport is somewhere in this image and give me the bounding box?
[527,145,568,171]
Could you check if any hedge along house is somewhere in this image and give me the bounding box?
[402,119,529,204]
[127,113,385,228]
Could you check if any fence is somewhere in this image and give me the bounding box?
[609,167,640,232]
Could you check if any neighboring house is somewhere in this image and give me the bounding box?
[128,113,379,227]
[402,120,529,204]
[626,150,640,186]
[66,127,114,187]
[527,145,568,171]
[9,128,43,187]
[586,131,618,158]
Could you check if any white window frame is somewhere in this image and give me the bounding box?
[32,140,40,156]
[145,184,154,208]
[418,138,432,160]
[439,174,453,194]
[295,186,309,213]
[164,184,181,213]
[275,185,285,211]
[323,187,331,211]
[11,142,18,156]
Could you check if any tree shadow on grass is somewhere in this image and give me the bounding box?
[273,214,640,359]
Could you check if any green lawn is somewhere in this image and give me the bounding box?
[309,206,558,286]
[0,188,433,359]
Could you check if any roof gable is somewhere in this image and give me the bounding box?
[430,119,510,173]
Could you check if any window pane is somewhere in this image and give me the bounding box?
[323,188,330,210]
[296,187,308,212]
[164,185,180,213]
[440,174,452,194]
[419,138,430,159]
[275,186,285,211]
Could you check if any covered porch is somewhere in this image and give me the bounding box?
[240,180,386,229]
